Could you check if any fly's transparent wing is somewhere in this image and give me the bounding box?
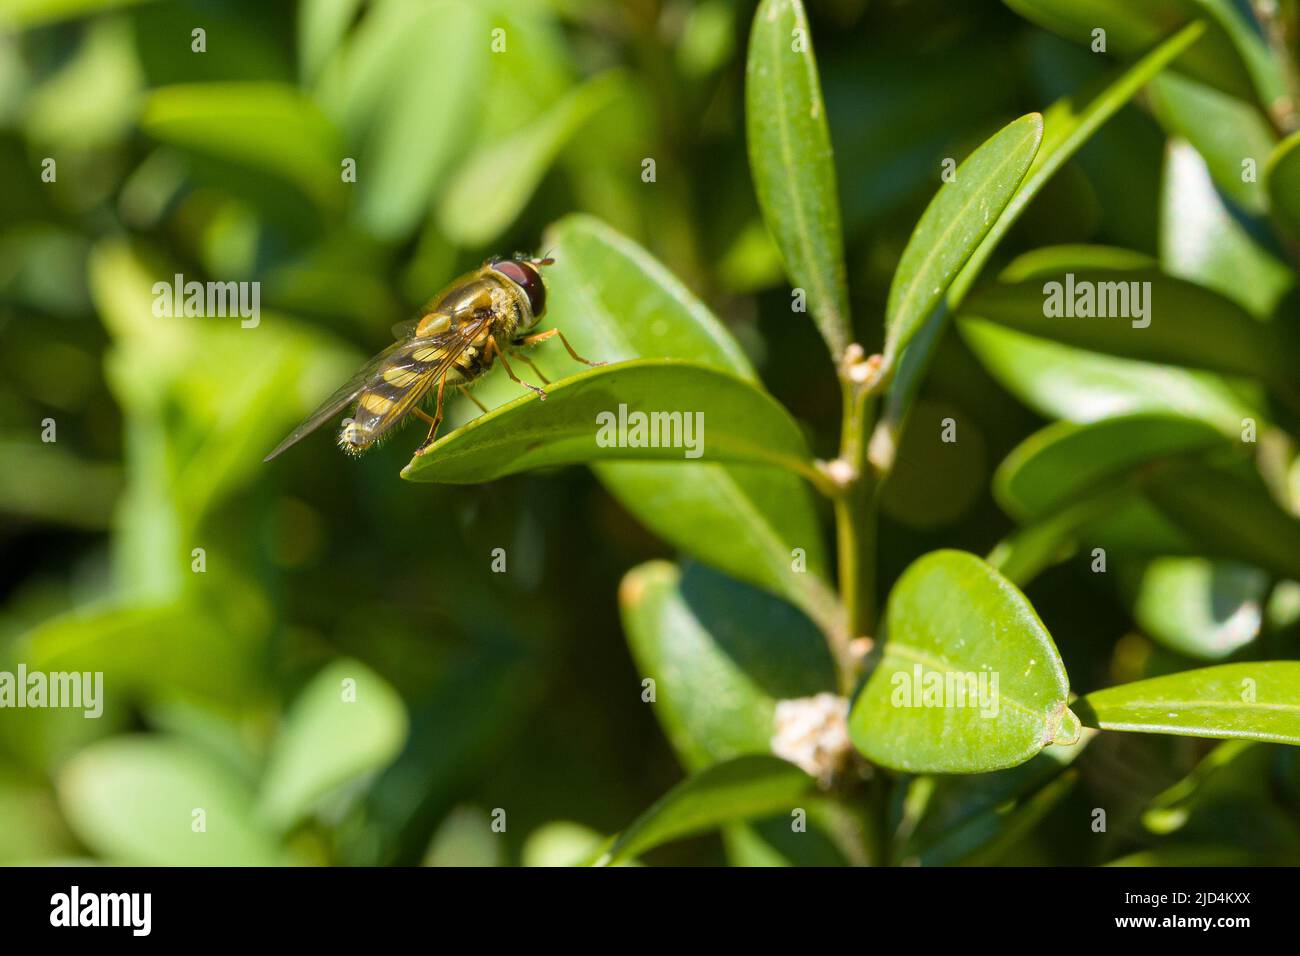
[353,311,498,442]
[265,312,498,461]
[389,317,422,340]
[263,340,410,461]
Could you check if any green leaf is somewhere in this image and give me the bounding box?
[871,23,1206,470]
[18,601,257,706]
[962,265,1295,388]
[1161,138,1293,319]
[1147,71,1276,214]
[1266,131,1300,239]
[952,26,1205,304]
[316,0,487,239]
[1143,462,1300,580]
[139,83,343,213]
[988,488,1126,585]
[437,72,622,247]
[849,551,1074,773]
[256,659,408,832]
[540,215,837,634]
[596,755,813,865]
[1075,662,1300,744]
[402,360,821,486]
[1121,557,1268,660]
[1002,0,1266,103]
[960,320,1259,435]
[1137,741,1300,855]
[745,0,850,359]
[523,822,635,867]
[0,0,149,29]
[619,561,836,770]
[298,0,365,83]
[422,805,503,867]
[925,769,1079,866]
[0,441,121,530]
[900,738,1090,865]
[57,737,291,866]
[882,114,1043,369]
[995,413,1228,521]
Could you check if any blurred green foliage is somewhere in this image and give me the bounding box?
[2,0,1299,866]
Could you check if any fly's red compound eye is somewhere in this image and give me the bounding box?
[492,258,546,319]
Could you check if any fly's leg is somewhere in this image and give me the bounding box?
[513,352,550,384]
[413,374,448,456]
[459,385,489,413]
[486,337,547,400]
[514,328,606,367]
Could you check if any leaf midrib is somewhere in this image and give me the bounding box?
[760,2,844,351]
[886,122,1037,357]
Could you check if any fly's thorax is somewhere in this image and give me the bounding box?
[414,271,527,339]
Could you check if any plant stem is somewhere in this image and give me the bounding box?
[828,362,882,693]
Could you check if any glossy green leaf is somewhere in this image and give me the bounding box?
[1266,131,1300,238]
[1143,462,1300,580]
[963,266,1295,387]
[850,551,1075,773]
[403,360,820,486]
[745,0,850,358]
[1147,72,1276,214]
[882,114,1042,369]
[539,215,837,634]
[58,737,291,866]
[619,562,850,867]
[596,755,813,865]
[1121,557,1268,660]
[256,659,408,832]
[139,83,343,212]
[995,413,1228,521]
[872,24,1204,469]
[1075,662,1300,743]
[619,561,836,770]
[1161,138,1293,318]
[437,72,622,246]
[1003,0,1269,103]
[960,319,1258,434]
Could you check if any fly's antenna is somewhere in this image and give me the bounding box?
[534,248,556,267]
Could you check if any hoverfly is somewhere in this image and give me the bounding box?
[264,255,602,462]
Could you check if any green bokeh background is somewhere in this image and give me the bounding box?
[2,0,1298,866]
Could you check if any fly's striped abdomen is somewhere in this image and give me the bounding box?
[339,349,463,454]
